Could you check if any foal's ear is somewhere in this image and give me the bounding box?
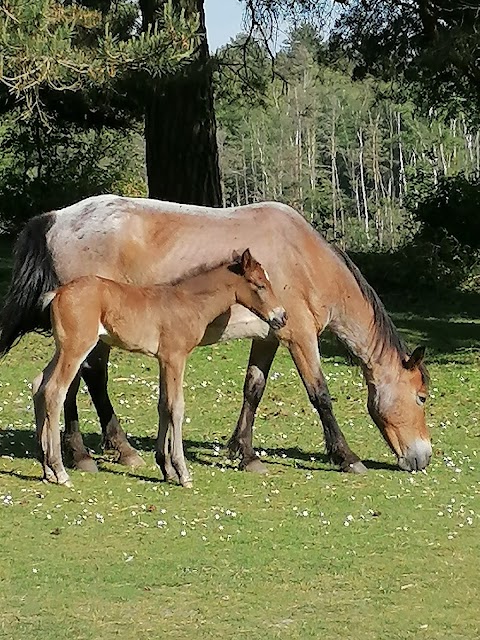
[404,346,426,370]
[241,248,254,272]
[229,249,247,275]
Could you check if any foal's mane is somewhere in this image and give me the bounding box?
[164,256,239,288]
[332,246,429,384]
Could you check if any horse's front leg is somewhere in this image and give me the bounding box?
[288,330,367,474]
[227,337,279,473]
[80,341,144,468]
[155,356,191,488]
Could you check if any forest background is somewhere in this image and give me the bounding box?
[1,0,480,295]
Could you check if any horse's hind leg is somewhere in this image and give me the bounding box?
[288,329,367,474]
[63,373,99,473]
[227,338,278,474]
[81,341,145,468]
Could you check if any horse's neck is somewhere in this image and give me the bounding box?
[329,285,401,385]
[173,266,236,324]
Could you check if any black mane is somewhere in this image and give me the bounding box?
[332,246,429,384]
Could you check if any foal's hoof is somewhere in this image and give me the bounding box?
[181,480,193,489]
[118,451,145,468]
[75,456,99,473]
[344,460,368,474]
[240,458,268,474]
[59,478,73,488]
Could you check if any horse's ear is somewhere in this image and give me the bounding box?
[404,346,426,370]
[231,250,242,263]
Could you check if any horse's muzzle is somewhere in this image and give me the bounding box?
[397,439,432,471]
[268,307,287,330]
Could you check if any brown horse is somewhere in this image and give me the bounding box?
[32,249,287,487]
[0,195,431,474]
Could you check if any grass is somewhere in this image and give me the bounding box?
[1,247,480,638]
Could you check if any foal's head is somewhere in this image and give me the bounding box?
[367,346,431,471]
[230,249,287,330]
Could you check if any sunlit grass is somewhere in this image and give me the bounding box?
[1,330,480,639]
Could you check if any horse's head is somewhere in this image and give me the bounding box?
[367,346,432,471]
[231,249,287,330]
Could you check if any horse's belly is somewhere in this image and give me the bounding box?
[199,305,272,346]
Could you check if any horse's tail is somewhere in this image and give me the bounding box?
[0,212,60,357]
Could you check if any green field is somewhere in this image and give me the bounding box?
[1,286,480,638]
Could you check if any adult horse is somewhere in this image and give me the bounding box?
[0,195,431,474]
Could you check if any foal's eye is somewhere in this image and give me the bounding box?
[417,394,427,406]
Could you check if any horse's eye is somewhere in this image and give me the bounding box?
[417,394,427,406]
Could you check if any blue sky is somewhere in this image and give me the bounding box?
[204,0,244,51]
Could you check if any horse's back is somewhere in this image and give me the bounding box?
[46,195,325,287]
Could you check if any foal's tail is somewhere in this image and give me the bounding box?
[41,291,57,311]
[0,212,59,357]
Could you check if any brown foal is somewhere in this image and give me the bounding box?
[32,249,286,488]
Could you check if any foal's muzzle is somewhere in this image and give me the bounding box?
[268,307,287,330]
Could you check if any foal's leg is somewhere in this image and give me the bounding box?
[227,338,279,474]
[155,356,191,488]
[33,360,58,484]
[80,341,144,467]
[34,351,88,486]
[288,330,367,474]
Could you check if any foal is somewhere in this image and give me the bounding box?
[32,249,287,488]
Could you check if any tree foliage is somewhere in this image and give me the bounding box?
[331,0,480,122]
[0,0,198,121]
[216,31,480,254]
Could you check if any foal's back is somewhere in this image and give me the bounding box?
[51,276,171,356]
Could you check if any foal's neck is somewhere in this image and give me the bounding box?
[171,264,238,324]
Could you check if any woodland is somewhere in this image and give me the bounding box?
[1,1,480,291]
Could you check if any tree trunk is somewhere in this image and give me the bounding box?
[140,0,222,206]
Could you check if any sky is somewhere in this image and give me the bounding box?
[204,0,245,52]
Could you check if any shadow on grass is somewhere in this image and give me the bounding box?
[0,428,400,479]
[0,469,40,482]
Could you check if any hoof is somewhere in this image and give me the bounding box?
[75,456,99,473]
[181,480,193,489]
[344,460,368,474]
[59,478,73,488]
[241,458,268,474]
[118,451,145,468]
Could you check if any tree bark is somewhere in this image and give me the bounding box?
[140,0,222,206]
